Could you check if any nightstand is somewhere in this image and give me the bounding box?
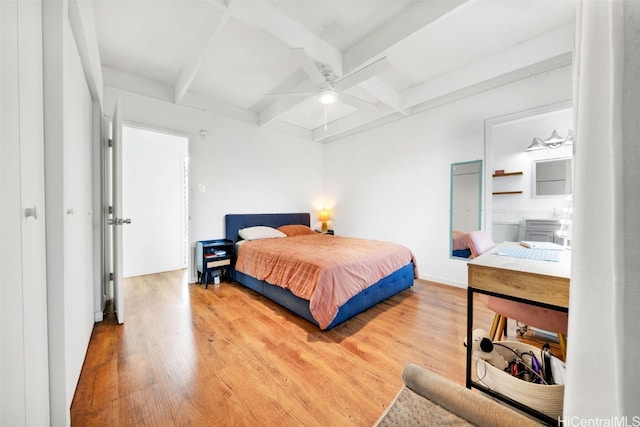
[315,229,334,235]
[195,239,234,288]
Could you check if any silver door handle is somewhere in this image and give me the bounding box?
[108,218,133,226]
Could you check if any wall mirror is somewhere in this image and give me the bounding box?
[450,160,482,259]
[533,158,572,197]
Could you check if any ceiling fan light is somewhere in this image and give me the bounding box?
[319,89,337,105]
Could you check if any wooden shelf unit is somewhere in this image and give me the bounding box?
[492,171,523,177]
[492,171,523,194]
[492,190,523,195]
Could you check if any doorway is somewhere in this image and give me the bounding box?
[122,125,189,278]
[484,101,573,242]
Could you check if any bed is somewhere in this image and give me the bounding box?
[225,213,416,330]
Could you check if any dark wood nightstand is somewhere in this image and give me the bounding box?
[315,229,334,235]
[195,239,234,288]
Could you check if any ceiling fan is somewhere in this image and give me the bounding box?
[265,48,391,112]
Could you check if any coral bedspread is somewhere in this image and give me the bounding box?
[235,234,418,329]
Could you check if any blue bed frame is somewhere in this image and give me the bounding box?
[225,213,415,329]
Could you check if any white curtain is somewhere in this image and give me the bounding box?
[565,0,640,420]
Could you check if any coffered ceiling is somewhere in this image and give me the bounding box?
[92,0,577,143]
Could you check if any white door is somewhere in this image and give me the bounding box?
[109,100,130,324]
[1,0,50,422]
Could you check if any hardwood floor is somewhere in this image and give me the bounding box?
[70,270,510,426]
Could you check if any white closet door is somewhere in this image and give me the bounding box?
[1,0,50,424]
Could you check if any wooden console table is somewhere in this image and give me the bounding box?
[466,243,570,424]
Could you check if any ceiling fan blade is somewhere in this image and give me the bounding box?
[264,90,316,99]
[334,57,391,92]
[291,48,328,88]
[338,93,380,111]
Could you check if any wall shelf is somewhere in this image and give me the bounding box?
[493,171,523,194]
[493,171,523,177]
[492,191,523,195]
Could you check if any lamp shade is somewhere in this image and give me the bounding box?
[318,209,331,221]
[525,137,545,151]
[544,129,564,148]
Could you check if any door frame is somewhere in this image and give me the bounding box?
[100,116,193,317]
[483,100,573,239]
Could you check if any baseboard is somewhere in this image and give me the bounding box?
[420,274,467,289]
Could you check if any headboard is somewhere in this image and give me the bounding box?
[225,213,311,242]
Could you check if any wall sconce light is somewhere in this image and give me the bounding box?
[318,209,332,232]
[525,137,545,151]
[526,129,574,151]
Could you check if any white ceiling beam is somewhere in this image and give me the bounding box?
[260,55,390,127]
[317,52,573,144]
[358,78,407,116]
[104,66,258,125]
[311,108,393,143]
[262,120,313,141]
[259,97,310,127]
[259,55,392,127]
[405,55,573,118]
[334,57,391,91]
[174,1,235,104]
[315,23,574,143]
[210,0,343,126]
[68,0,104,108]
[256,68,314,100]
[218,0,342,74]
[343,0,469,73]
[103,66,174,103]
[257,68,316,126]
[401,23,574,110]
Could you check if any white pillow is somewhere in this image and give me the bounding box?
[238,226,286,240]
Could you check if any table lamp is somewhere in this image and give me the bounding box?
[318,209,331,233]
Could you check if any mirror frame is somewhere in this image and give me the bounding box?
[532,157,572,197]
[450,160,483,260]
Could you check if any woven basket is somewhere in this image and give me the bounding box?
[474,341,564,419]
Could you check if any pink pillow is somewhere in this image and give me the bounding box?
[452,230,469,250]
[467,231,496,258]
[277,224,316,236]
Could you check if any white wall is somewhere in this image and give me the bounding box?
[325,65,574,287]
[123,126,189,277]
[103,87,324,280]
